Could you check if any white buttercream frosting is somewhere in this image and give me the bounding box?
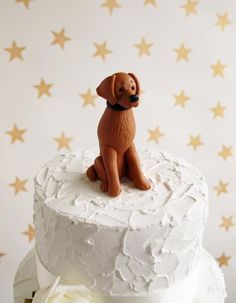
[13,247,226,303]
[33,147,209,296]
[35,247,200,303]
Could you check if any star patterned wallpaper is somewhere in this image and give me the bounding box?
[0,0,236,302]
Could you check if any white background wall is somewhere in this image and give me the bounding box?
[0,0,235,302]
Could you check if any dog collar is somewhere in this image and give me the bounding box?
[106,101,129,111]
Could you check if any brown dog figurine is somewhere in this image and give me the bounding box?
[86,72,151,197]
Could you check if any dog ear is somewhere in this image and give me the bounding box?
[128,73,140,96]
[96,74,117,105]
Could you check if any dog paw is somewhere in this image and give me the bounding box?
[135,177,151,191]
[108,184,121,197]
[86,165,97,182]
[100,182,108,192]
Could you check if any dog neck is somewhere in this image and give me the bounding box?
[106,101,129,111]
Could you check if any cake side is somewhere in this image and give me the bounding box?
[13,248,226,303]
[33,147,209,295]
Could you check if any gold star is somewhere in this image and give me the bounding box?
[210,60,226,77]
[210,102,226,119]
[174,43,191,61]
[33,78,53,98]
[101,0,121,14]
[6,124,26,144]
[218,145,233,161]
[216,12,231,31]
[22,224,35,242]
[51,28,71,49]
[80,88,98,107]
[148,127,164,144]
[54,132,73,150]
[220,216,235,231]
[9,177,28,195]
[5,41,26,61]
[144,0,157,6]
[174,90,190,108]
[214,180,228,196]
[182,0,198,16]
[135,37,153,57]
[187,135,203,151]
[0,252,6,258]
[216,253,231,267]
[93,41,112,61]
[15,0,31,9]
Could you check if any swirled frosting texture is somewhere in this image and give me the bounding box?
[33,148,209,295]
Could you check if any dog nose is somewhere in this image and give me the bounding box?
[130,95,139,103]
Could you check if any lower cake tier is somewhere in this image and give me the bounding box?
[13,247,226,303]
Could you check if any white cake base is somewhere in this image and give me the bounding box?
[13,247,226,303]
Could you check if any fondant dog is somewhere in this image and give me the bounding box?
[86,72,151,197]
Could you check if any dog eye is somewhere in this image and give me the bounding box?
[131,86,135,90]
[119,87,125,92]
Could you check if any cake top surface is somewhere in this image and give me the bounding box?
[34,147,208,229]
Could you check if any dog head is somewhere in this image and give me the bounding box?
[96,72,140,109]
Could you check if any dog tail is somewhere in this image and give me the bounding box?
[86,165,98,182]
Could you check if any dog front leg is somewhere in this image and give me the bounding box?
[125,144,151,190]
[102,146,121,197]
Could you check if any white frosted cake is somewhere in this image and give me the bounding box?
[13,147,226,303]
